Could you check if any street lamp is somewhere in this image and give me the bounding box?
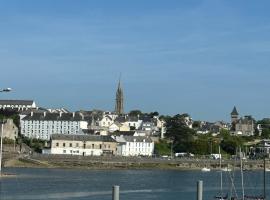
[0,87,12,176]
[0,120,6,176]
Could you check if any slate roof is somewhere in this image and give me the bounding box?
[110,131,136,136]
[51,134,116,142]
[115,116,126,123]
[238,116,253,124]
[0,100,34,106]
[81,129,96,135]
[128,116,140,122]
[140,116,152,122]
[123,136,152,143]
[22,112,84,121]
[231,106,239,115]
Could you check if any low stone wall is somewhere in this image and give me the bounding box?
[21,154,267,170]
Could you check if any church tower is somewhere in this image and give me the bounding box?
[231,106,239,124]
[115,79,124,115]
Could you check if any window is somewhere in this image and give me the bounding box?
[69,143,72,147]
[99,144,102,149]
[63,143,66,147]
[56,142,59,147]
[63,150,66,153]
[92,144,94,149]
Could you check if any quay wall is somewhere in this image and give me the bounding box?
[4,154,267,170]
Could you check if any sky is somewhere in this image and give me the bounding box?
[0,0,270,122]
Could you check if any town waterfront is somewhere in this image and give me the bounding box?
[0,168,269,200]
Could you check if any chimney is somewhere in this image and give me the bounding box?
[30,111,33,117]
[44,112,46,117]
[59,112,62,118]
[73,112,75,118]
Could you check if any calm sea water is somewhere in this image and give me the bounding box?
[0,167,269,200]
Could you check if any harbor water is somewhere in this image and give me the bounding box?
[0,167,269,200]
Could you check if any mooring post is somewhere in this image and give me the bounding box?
[197,180,203,200]
[112,185,120,200]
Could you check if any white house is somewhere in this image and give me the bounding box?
[123,116,143,130]
[153,116,166,139]
[109,122,130,133]
[0,100,37,111]
[115,136,154,157]
[21,112,88,140]
[97,115,114,127]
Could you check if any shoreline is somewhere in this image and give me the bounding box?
[3,154,268,171]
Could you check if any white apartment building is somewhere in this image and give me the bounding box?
[115,136,154,157]
[21,112,88,140]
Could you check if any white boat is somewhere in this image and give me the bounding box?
[265,168,270,172]
[201,167,211,172]
[221,167,232,172]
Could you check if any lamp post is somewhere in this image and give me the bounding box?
[0,87,12,176]
[0,120,6,176]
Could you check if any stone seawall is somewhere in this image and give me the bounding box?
[3,154,268,170]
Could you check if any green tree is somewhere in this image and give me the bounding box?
[192,121,201,129]
[220,135,244,155]
[149,111,159,117]
[129,110,142,116]
[165,114,195,153]
[154,140,171,155]
[261,128,270,139]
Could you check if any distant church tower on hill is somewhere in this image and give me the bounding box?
[115,79,124,115]
[231,106,239,123]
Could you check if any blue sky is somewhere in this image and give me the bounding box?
[0,0,270,121]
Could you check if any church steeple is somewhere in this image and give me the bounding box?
[115,78,124,115]
[231,106,239,124]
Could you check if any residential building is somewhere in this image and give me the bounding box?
[123,116,143,130]
[234,116,254,136]
[153,116,166,138]
[0,119,18,140]
[0,100,37,111]
[230,107,255,136]
[97,114,114,127]
[196,121,229,135]
[21,112,88,140]
[114,136,154,156]
[249,139,270,158]
[50,134,117,156]
[109,122,130,133]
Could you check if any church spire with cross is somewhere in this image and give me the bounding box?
[115,77,124,115]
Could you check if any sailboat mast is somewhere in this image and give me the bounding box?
[219,146,223,198]
[264,156,266,199]
[240,147,245,200]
